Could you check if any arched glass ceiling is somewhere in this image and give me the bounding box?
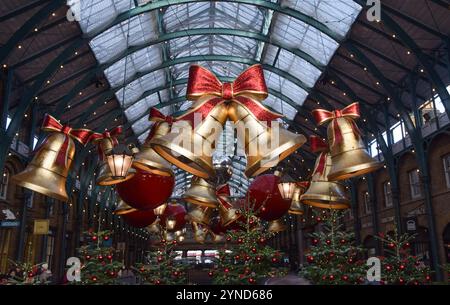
[77,0,362,192]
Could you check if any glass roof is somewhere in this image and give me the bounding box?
[77,0,362,191]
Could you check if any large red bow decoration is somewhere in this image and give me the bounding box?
[147,107,175,140]
[90,126,123,159]
[179,64,282,125]
[311,102,361,147]
[310,136,329,177]
[40,114,93,167]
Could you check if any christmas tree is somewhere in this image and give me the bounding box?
[136,229,188,285]
[5,260,50,285]
[376,227,432,285]
[75,229,123,285]
[209,200,288,285]
[299,209,367,284]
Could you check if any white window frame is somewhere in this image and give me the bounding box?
[443,154,450,189]
[408,169,422,199]
[0,169,10,200]
[383,181,393,208]
[363,191,371,214]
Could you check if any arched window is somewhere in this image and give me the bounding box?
[0,169,10,200]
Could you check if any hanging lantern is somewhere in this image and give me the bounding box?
[277,172,297,201]
[12,114,94,202]
[90,127,135,186]
[183,176,219,208]
[288,182,309,215]
[105,143,137,181]
[300,136,350,209]
[133,108,174,177]
[312,102,383,181]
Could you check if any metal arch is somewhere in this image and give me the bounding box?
[87,0,343,42]
[95,28,324,73]
[110,54,312,94]
[0,0,66,64]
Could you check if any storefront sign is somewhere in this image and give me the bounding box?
[405,217,417,233]
[33,219,49,235]
[0,220,20,227]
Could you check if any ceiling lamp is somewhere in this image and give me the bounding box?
[277,171,297,201]
[105,144,137,181]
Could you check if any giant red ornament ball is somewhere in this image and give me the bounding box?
[122,209,157,228]
[247,174,290,221]
[160,203,187,232]
[116,169,174,210]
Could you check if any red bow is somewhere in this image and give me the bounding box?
[309,136,329,177]
[216,184,233,209]
[297,181,310,190]
[40,114,93,167]
[90,126,123,159]
[180,64,282,125]
[147,107,175,140]
[312,102,361,147]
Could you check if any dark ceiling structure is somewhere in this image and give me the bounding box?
[0,0,449,196]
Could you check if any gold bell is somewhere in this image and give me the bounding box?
[113,199,137,216]
[300,137,350,209]
[216,187,241,227]
[146,219,161,233]
[183,176,219,208]
[133,120,174,177]
[12,133,75,202]
[151,103,228,179]
[289,182,309,215]
[268,219,287,233]
[187,204,214,225]
[228,102,306,177]
[312,103,383,181]
[94,137,135,186]
[192,222,207,244]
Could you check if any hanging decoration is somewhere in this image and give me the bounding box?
[151,64,306,179]
[300,136,350,209]
[187,205,214,226]
[159,201,187,232]
[312,102,383,181]
[216,183,241,227]
[122,209,158,228]
[116,168,174,210]
[132,108,174,177]
[12,114,94,202]
[183,176,219,208]
[288,181,309,215]
[192,222,208,244]
[90,126,135,186]
[112,199,137,216]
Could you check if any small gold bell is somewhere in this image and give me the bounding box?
[112,199,137,215]
[183,176,219,208]
[268,219,287,233]
[192,222,207,244]
[289,182,309,215]
[187,204,214,225]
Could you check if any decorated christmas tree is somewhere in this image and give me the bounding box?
[299,209,367,284]
[5,260,51,285]
[136,231,188,285]
[76,229,123,285]
[376,227,432,285]
[209,200,288,285]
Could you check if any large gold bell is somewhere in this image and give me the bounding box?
[12,133,74,202]
[133,121,174,177]
[327,117,383,181]
[289,182,309,215]
[95,137,135,186]
[113,199,137,215]
[187,204,214,225]
[268,219,287,233]
[183,176,219,208]
[300,151,350,209]
[151,103,228,179]
[228,102,306,177]
[217,191,241,227]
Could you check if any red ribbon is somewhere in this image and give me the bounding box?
[90,126,123,159]
[216,184,233,209]
[310,136,329,176]
[180,64,282,126]
[147,107,175,140]
[312,102,361,146]
[40,114,93,167]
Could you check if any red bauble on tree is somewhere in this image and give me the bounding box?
[116,169,174,210]
[247,174,290,221]
[160,202,187,232]
[122,209,157,228]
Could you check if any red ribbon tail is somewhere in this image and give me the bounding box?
[332,119,343,146]
[55,136,70,168]
[314,152,327,176]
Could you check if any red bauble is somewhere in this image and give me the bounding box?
[388,242,395,248]
[251,248,257,253]
[325,239,331,245]
[116,169,174,210]
[247,174,290,221]
[91,236,98,241]
[104,236,110,241]
[208,271,213,277]
[160,203,187,232]
[307,255,314,263]
[342,275,349,281]
[329,275,335,281]
[122,209,157,228]
[248,278,255,284]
